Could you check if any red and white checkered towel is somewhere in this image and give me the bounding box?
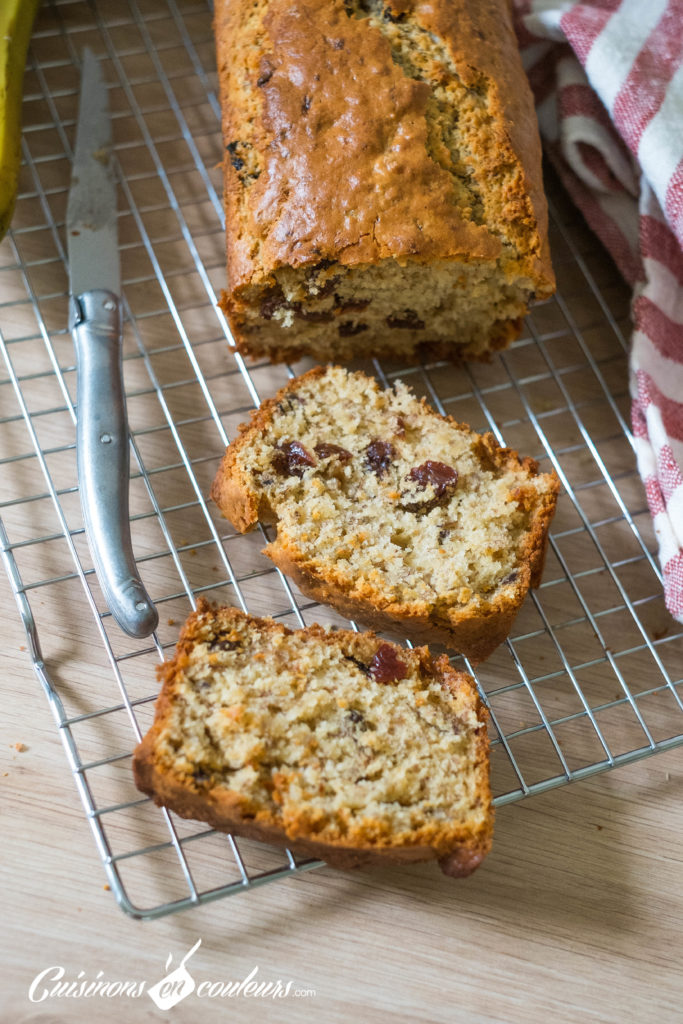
[514,0,683,623]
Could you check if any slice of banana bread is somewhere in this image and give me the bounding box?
[211,366,559,662]
[133,601,493,876]
[215,0,554,363]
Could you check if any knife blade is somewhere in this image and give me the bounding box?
[67,48,158,639]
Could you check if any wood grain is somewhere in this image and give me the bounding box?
[2,577,683,1023]
[2,3,682,1020]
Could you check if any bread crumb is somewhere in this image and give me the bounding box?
[167,619,177,626]
[14,742,27,752]
[212,364,558,663]
[19,645,26,651]
[136,603,493,868]
[103,884,111,891]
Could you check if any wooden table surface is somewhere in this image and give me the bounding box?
[2,2,683,1021]
[3,616,682,1024]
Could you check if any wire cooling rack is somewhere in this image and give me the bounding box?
[2,0,682,920]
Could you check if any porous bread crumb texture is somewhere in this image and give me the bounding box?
[216,0,554,363]
[133,603,492,867]
[211,367,560,661]
[232,260,526,364]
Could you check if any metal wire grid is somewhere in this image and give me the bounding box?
[1,0,682,920]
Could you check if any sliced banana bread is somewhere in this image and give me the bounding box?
[215,0,554,363]
[211,366,559,662]
[133,601,493,876]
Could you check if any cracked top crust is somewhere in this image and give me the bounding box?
[214,0,553,293]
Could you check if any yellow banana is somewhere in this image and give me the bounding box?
[0,0,41,241]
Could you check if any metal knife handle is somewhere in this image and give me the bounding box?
[71,289,158,638]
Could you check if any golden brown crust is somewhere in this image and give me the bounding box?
[134,749,492,873]
[261,539,518,664]
[215,0,552,282]
[133,602,493,876]
[210,368,560,663]
[214,0,554,360]
[217,0,494,282]
[418,0,553,289]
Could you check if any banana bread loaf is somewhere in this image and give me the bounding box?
[211,366,560,662]
[133,601,493,876]
[214,0,554,363]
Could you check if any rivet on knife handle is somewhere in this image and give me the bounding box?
[71,290,158,638]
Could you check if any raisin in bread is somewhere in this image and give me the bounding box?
[214,0,554,364]
[133,601,493,876]
[211,366,559,662]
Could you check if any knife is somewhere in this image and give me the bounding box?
[66,48,158,639]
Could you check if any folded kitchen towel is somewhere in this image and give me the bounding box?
[514,0,683,623]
